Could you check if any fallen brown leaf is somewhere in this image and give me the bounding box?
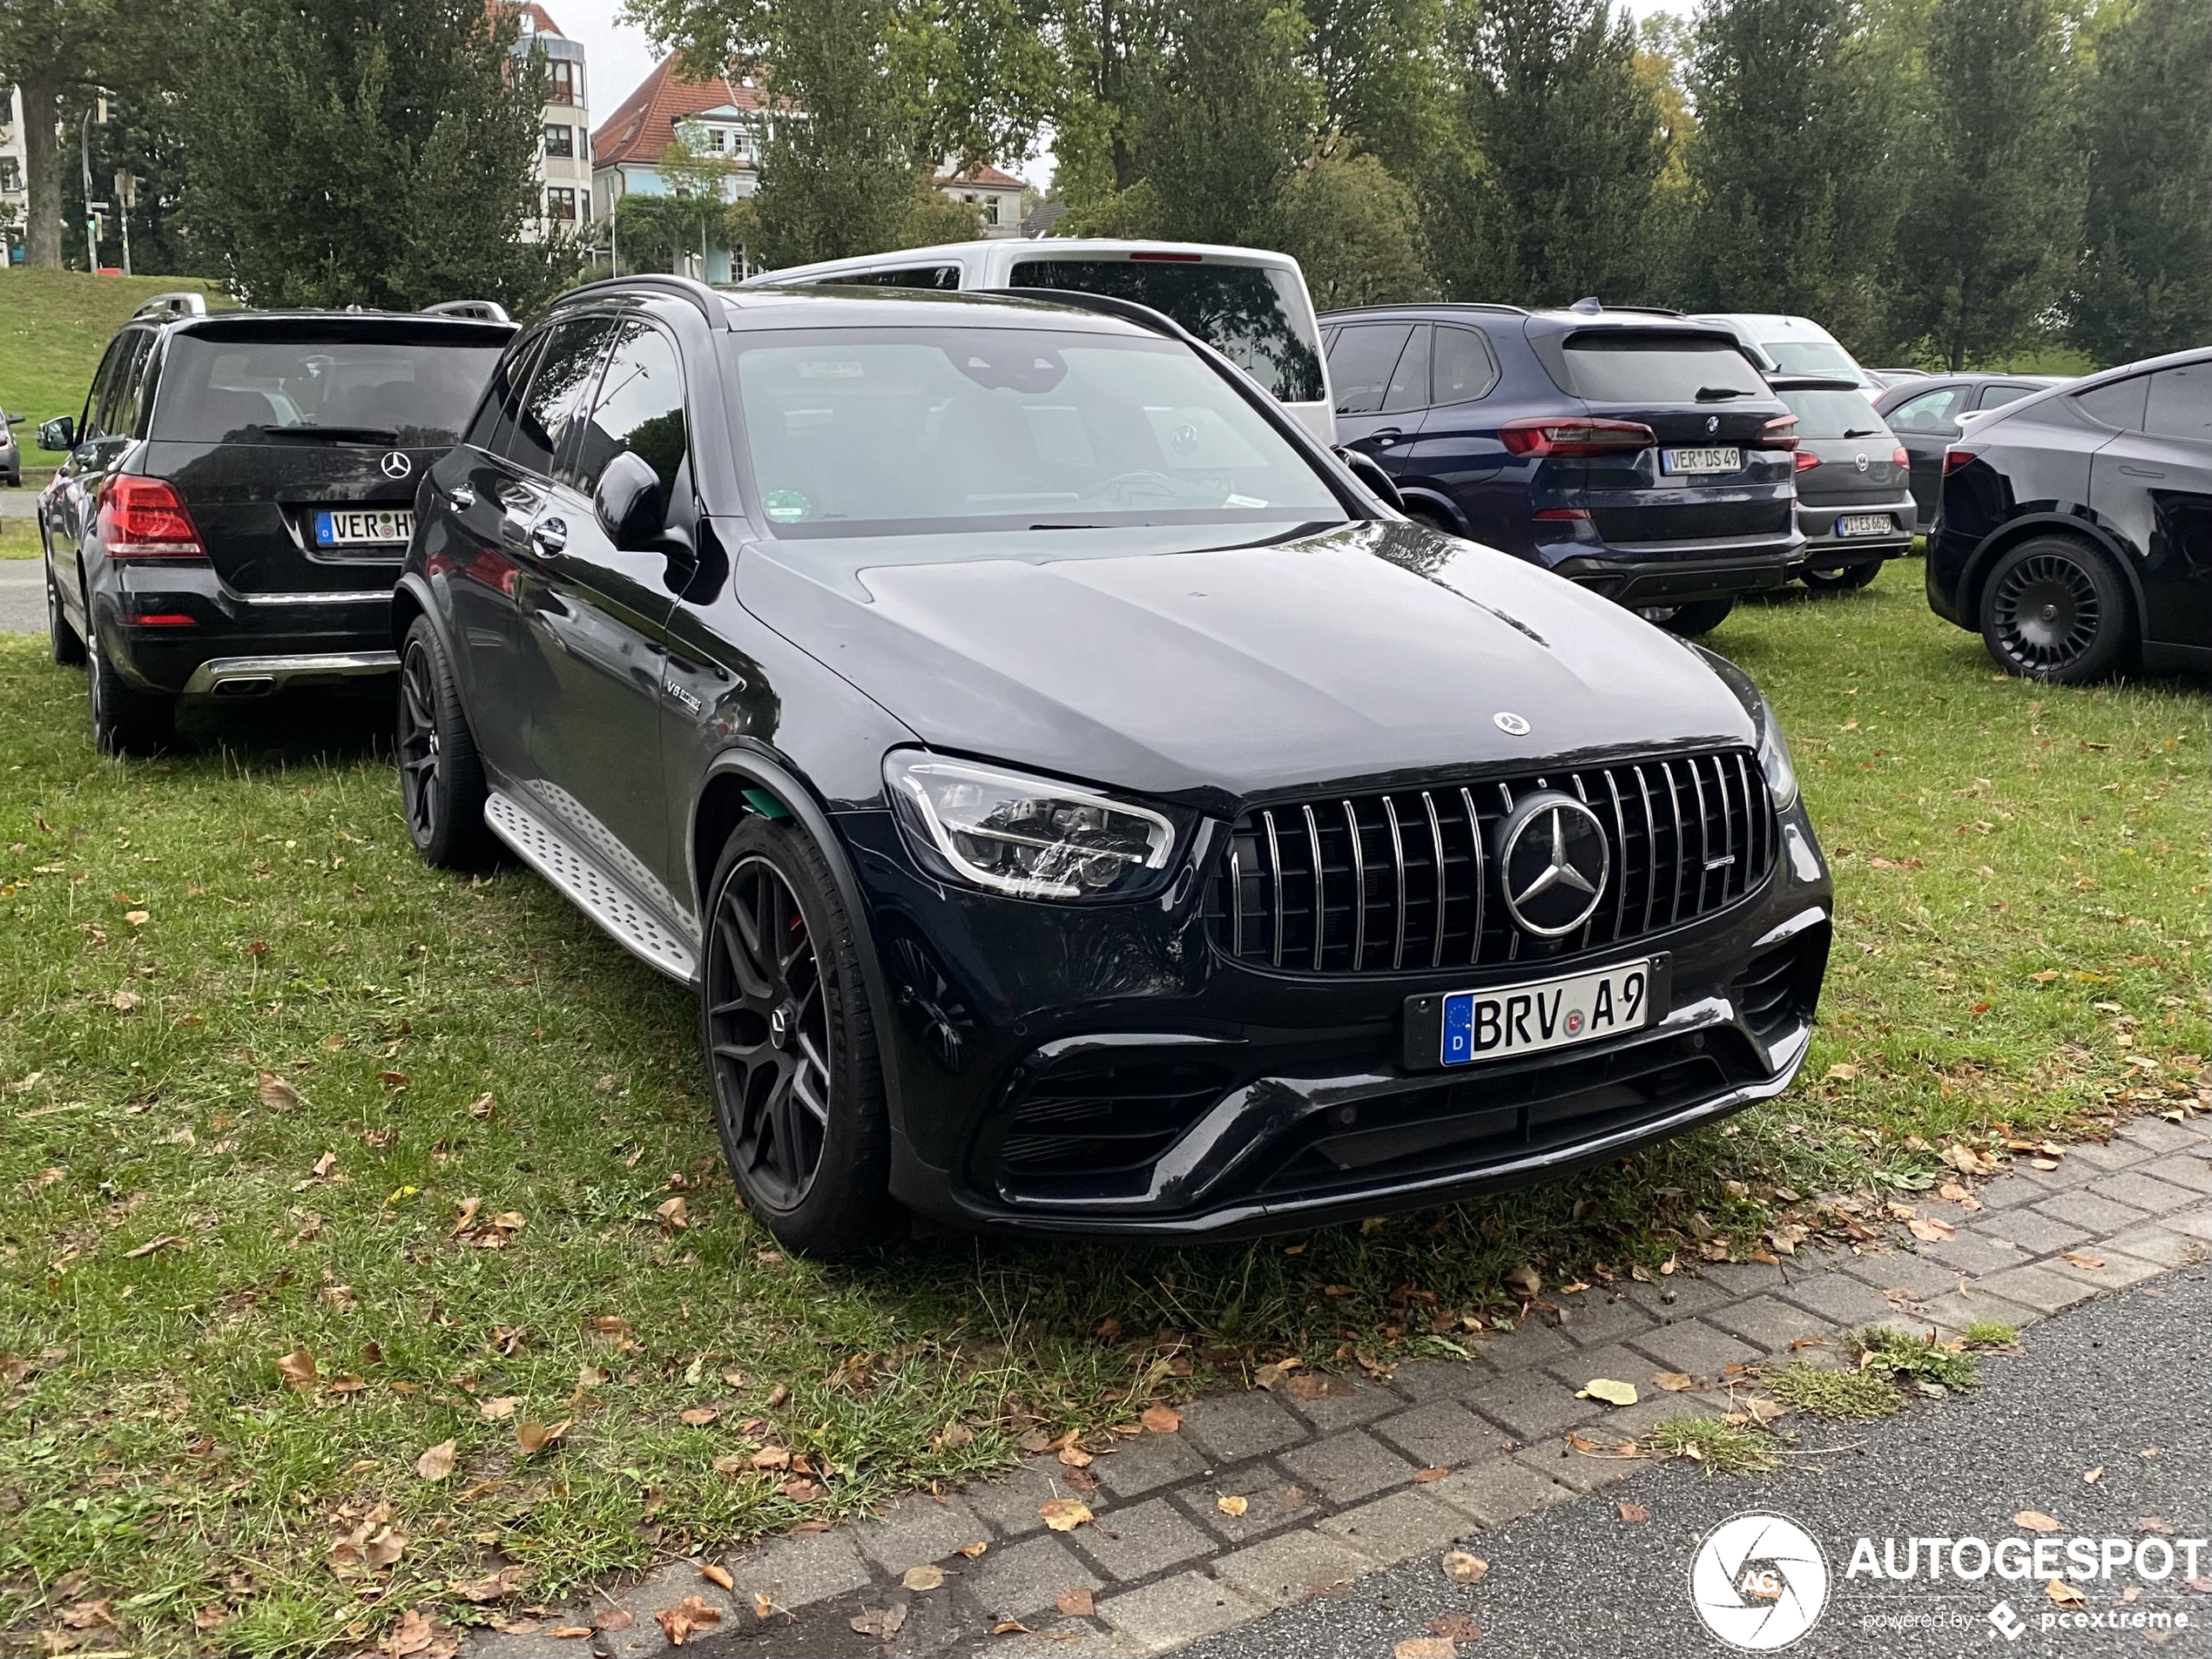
[1428,1614,1481,1642]
[1906,1216,1957,1243]
[1393,1639,1456,1659]
[1412,1467,1450,1483]
[2062,1252,2106,1271]
[1039,1498,1094,1532]
[1440,1550,1488,1585]
[679,1406,718,1426]
[277,1348,318,1391]
[699,1564,734,1591]
[901,1565,946,1592]
[1055,1587,1095,1617]
[1618,1501,1650,1523]
[850,1606,907,1640]
[2015,1510,2060,1534]
[1217,1494,1249,1516]
[413,1440,457,1482]
[515,1419,571,1455]
[2045,1580,2086,1608]
[1655,1371,1697,1392]
[1140,1404,1182,1433]
[654,1595,724,1645]
[478,1395,521,1421]
[955,1541,989,1559]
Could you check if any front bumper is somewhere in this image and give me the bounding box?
[1791,496,1916,568]
[92,561,399,696]
[842,797,1834,1238]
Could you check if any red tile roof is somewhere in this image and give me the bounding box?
[943,163,1027,191]
[592,55,771,169]
[516,3,563,35]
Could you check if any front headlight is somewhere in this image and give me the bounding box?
[1752,691,1799,812]
[885,752,1180,901]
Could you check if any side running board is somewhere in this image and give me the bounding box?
[483,792,698,984]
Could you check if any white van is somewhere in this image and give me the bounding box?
[737,239,1337,444]
[1689,313,1878,391]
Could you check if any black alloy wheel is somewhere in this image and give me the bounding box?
[46,558,85,667]
[1800,560,1882,593]
[703,819,893,1255]
[1641,597,1737,637]
[397,617,497,868]
[1979,536,2133,684]
[84,603,172,756]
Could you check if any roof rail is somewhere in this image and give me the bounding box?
[1316,301,1530,320]
[559,273,724,325]
[132,291,210,322]
[975,286,1189,341]
[1563,299,1689,320]
[421,299,513,323]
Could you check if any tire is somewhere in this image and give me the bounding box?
[397,616,499,869]
[46,558,85,667]
[702,815,895,1258]
[84,609,172,756]
[1800,560,1882,593]
[1979,535,2134,684]
[1642,597,1737,637]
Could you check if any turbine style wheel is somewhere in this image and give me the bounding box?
[703,816,893,1255]
[1979,536,2133,684]
[397,617,497,868]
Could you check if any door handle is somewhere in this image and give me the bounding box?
[446,482,477,509]
[530,517,568,556]
[2118,465,2165,479]
[1370,428,1404,448]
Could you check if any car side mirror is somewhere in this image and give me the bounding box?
[1335,446,1405,512]
[594,450,667,552]
[37,415,74,452]
[5,413,24,427]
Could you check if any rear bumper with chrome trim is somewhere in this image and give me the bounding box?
[181,651,399,697]
[91,561,398,694]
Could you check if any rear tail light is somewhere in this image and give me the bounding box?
[98,476,206,558]
[1129,251,1203,262]
[1793,450,1821,472]
[1943,448,1978,475]
[1499,417,1656,457]
[1532,507,1592,520]
[127,612,198,627]
[1759,415,1800,450]
[1892,447,1910,468]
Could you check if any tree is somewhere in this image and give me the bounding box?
[1436,0,1666,306]
[1275,151,1433,307]
[1886,0,2082,368]
[1676,0,1900,347]
[2069,0,2211,364]
[184,0,577,309]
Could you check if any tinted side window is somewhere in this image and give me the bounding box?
[466,331,548,455]
[843,266,961,290]
[1381,324,1430,414]
[1976,382,2035,410]
[1327,324,1413,415]
[571,321,687,498]
[2074,375,2148,433]
[2143,364,2212,444]
[105,330,158,438]
[83,332,138,439]
[1887,386,1964,433]
[1433,325,1500,404]
[510,318,614,478]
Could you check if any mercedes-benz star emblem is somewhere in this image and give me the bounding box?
[1493,711,1531,736]
[381,451,412,479]
[1495,791,1609,937]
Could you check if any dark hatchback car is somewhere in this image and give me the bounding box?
[38,293,514,752]
[1316,302,1804,637]
[393,277,1833,1256]
[1929,349,2211,682]
[1872,373,2070,530]
[1768,377,1915,590]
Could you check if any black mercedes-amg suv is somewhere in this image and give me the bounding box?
[37,293,514,752]
[395,276,1833,1255]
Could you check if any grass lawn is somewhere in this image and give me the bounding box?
[0,563,2202,1655]
[0,517,39,558]
[0,271,232,432]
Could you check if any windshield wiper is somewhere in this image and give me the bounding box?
[243,423,401,444]
[1843,428,1883,438]
[1694,387,1750,401]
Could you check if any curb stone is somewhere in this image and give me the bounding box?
[463,1116,2210,1659]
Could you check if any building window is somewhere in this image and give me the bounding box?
[707,127,725,152]
[546,186,578,222]
[543,123,573,158]
[548,60,578,105]
[983,196,1001,226]
[0,158,20,193]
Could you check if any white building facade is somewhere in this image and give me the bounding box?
[512,5,593,241]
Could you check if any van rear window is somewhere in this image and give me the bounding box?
[1008,259,1325,404]
[152,328,508,445]
[1561,334,1769,405]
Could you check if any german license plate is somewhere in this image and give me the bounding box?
[1661,446,1740,475]
[315,508,413,547]
[1835,513,1893,537]
[1439,959,1658,1067]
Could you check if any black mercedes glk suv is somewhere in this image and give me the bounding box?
[37,293,515,752]
[394,275,1834,1256]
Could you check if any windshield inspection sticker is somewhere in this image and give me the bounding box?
[763,490,811,523]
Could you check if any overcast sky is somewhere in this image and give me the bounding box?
[548,0,1690,191]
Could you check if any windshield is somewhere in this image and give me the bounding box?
[1561,334,1770,403]
[731,327,1344,538]
[1006,259,1325,404]
[1775,387,1890,439]
[153,330,508,444]
[1762,339,1862,379]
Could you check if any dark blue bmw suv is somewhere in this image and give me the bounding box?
[1318,302,1804,636]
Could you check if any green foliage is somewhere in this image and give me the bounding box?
[1853,1326,1982,1390]
[1433,0,1667,305]
[1768,1360,1905,1419]
[1645,1414,1782,1473]
[1886,0,2083,368]
[1962,1319,2020,1346]
[181,0,582,310]
[1676,0,1901,346]
[1276,152,1436,308]
[2068,0,2212,363]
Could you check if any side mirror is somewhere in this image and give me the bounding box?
[1335,446,1405,512]
[37,415,75,452]
[593,450,666,551]
[5,413,24,427]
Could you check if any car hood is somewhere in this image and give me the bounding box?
[734,519,1757,811]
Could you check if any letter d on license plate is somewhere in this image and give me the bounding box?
[1417,957,1665,1068]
